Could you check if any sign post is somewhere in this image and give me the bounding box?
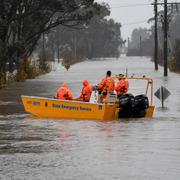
[154,86,171,108]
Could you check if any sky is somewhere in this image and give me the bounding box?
[96,0,155,40]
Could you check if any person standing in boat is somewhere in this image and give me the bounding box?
[74,80,93,102]
[115,74,129,97]
[97,70,115,102]
[55,82,73,100]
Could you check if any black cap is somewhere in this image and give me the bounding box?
[119,73,124,77]
[106,70,111,76]
[118,74,125,79]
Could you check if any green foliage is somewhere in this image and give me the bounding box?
[0,0,101,60]
[0,71,6,88]
[16,54,51,82]
[0,43,8,87]
[38,50,52,73]
[0,0,101,87]
[84,18,122,58]
[169,55,177,72]
[169,39,180,72]
[44,3,122,60]
[16,56,36,81]
[61,50,84,70]
[25,63,39,79]
[16,58,27,82]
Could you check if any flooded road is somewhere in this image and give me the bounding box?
[0,56,180,180]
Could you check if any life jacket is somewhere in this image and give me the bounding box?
[115,79,129,95]
[79,80,93,102]
[98,76,115,94]
[56,83,73,100]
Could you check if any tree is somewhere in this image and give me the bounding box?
[0,0,101,86]
[44,3,122,62]
[127,27,152,56]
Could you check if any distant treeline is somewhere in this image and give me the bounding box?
[127,28,153,57]
[37,3,122,65]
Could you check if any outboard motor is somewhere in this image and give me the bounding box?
[133,94,149,118]
[134,94,149,110]
[118,94,149,118]
[118,94,135,118]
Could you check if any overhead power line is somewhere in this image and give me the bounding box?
[110,2,180,9]
[110,4,151,8]
[152,2,180,5]
[122,20,149,26]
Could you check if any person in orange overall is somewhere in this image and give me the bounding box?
[97,70,115,102]
[75,80,93,102]
[55,82,73,100]
[115,74,129,96]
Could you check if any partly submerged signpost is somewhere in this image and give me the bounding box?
[154,86,171,108]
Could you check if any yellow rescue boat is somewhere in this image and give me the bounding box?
[21,77,155,120]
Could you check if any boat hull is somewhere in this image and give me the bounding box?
[21,96,154,120]
[21,96,118,120]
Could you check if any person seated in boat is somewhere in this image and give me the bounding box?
[115,74,129,97]
[55,82,73,100]
[97,70,115,103]
[74,80,93,102]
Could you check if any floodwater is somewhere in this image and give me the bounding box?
[0,56,180,180]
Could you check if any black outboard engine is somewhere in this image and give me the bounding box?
[118,94,135,118]
[133,94,149,118]
[134,94,149,110]
[118,94,149,118]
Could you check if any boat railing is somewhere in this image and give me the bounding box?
[113,76,154,106]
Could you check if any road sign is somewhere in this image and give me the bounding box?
[154,86,171,107]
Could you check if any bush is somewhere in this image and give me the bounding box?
[61,52,84,70]
[169,39,180,72]
[16,56,39,81]
[38,50,52,73]
[169,55,176,72]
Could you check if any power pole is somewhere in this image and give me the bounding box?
[154,0,158,70]
[57,45,60,63]
[73,32,77,59]
[152,1,180,76]
[164,0,168,76]
[139,36,142,56]
[42,33,45,55]
[127,37,130,52]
